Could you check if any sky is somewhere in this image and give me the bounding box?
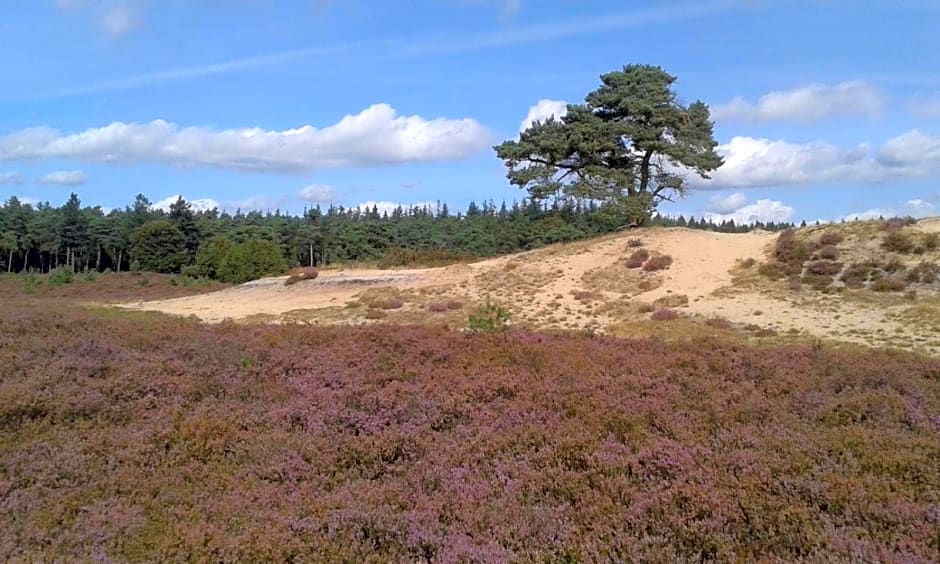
[1,0,939,225]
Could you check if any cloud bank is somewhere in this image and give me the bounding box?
[712,81,883,123]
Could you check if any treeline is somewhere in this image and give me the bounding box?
[0,193,794,277]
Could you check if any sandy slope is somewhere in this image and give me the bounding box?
[121,222,940,353]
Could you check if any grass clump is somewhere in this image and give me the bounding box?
[467,299,511,333]
[819,231,845,246]
[882,231,915,254]
[642,254,673,272]
[653,294,689,309]
[872,276,908,292]
[905,261,939,285]
[427,300,463,313]
[650,308,680,321]
[284,267,319,286]
[625,249,650,269]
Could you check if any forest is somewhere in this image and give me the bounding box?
[0,193,794,279]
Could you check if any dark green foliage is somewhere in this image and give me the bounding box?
[494,64,722,221]
[189,236,232,279]
[129,221,187,274]
[48,267,74,286]
[468,300,511,333]
[22,273,42,294]
[217,239,287,284]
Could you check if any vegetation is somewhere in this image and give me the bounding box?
[284,267,319,286]
[467,300,511,333]
[495,64,722,224]
[216,239,288,284]
[1,303,937,561]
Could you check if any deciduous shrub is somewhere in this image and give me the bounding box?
[129,220,188,273]
[625,249,650,268]
[217,239,288,284]
[650,308,679,320]
[642,254,673,272]
[188,235,233,279]
[905,261,939,284]
[882,231,915,254]
[872,276,907,292]
[48,267,74,286]
[805,260,843,276]
[819,231,845,246]
[285,267,319,286]
[468,299,510,333]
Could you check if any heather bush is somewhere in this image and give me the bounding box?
[840,263,873,289]
[626,238,645,248]
[882,257,906,274]
[1,303,938,561]
[757,261,787,280]
[284,267,319,286]
[922,232,939,251]
[625,249,650,268]
[882,231,915,253]
[813,245,840,260]
[787,276,802,291]
[48,267,74,286]
[882,216,917,232]
[738,257,757,269]
[642,254,673,272]
[804,260,843,276]
[905,261,939,284]
[650,308,679,320]
[773,229,809,267]
[653,294,689,308]
[819,231,845,246]
[872,275,907,292]
[801,273,834,291]
[426,299,463,312]
[704,316,733,329]
[467,299,510,333]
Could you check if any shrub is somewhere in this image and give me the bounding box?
[653,294,689,309]
[705,317,733,329]
[642,254,673,272]
[840,263,872,289]
[738,257,757,269]
[636,302,656,313]
[787,276,802,291]
[774,229,809,266]
[572,290,600,303]
[377,248,474,268]
[468,300,511,333]
[625,249,650,269]
[626,238,645,248]
[48,267,74,286]
[426,300,462,313]
[191,236,233,279]
[217,239,288,284]
[882,258,906,274]
[882,231,915,254]
[650,308,679,321]
[819,232,845,246]
[882,216,916,232]
[758,261,787,280]
[801,274,834,291]
[905,261,939,284]
[22,273,42,294]
[363,309,387,320]
[872,276,907,292]
[922,232,939,252]
[285,267,319,286]
[129,220,187,273]
[805,260,843,276]
[813,245,840,260]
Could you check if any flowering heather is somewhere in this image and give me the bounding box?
[1,304,939,561]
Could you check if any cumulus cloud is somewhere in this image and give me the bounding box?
[0,104,492,173]
[841,199,938,221]
[0,172,22,185]
[355,200,436,216]
[908,93,940,119]
[711,81,883,123]
[298,184,337,203]
[877,130,940,170]
[152,195,220,212]
[519,99,567,133]
[40,170,87,186]
[703,198,795,225]
[703,192,748,214]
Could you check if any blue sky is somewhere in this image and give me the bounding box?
[1,0,939,224]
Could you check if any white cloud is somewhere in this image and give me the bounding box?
[355,200,436,216]
[877,129,940,170]
[298,184,337,203]
[39,170,87,186]
[703,192,747,214]
[101,5,138,38]
[841,199,937,221]
[0,104,492,173]
[704,198,795,225]
[152,195,220,212]
[519,99,567,133]
[908,93,940,118]
[711,81,883,123]
[0,172,22,185]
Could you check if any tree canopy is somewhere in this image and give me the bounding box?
[495,64,723,223]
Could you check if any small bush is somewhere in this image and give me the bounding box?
[572,290,600,303]
[48,267,74,286]
[774,229,810,266]
[642,254,673,272]
[285,267,319,286]
[801,274,834,291]
[626,238,645,248]
[805,260,843,276]
[882,258,906,274]
[882,216,916,232]
[705,317,733,329]
[758,261,787,280]
[653,294,689,308]
[841,263,872,289]
[872,276,907,292]
[363,309,387,320]
[625,249,650,269]
[905,261,939,284]
[137,276,150,287]
[787,276,802,291]
[427,300,463,313]
[813,245,840,260]
[738,257,757,269]
[922,232,939,251]
[882,231,915,254]
[468,300,511,333]
[819,232,845,246]
[636,302,656,313]
[22,273,42,294]
[650,308,679,321]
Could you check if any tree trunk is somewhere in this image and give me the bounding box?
[7,249,12,273]
[117,249,123,272]
[309,243,314,267]
[96,245,102,271]
[638,149,653,195]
